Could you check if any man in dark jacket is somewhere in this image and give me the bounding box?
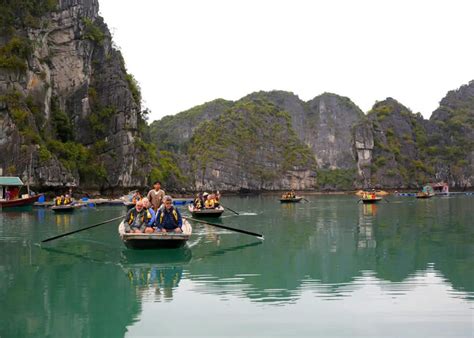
[125,200,152,233]
[155,196,183,233]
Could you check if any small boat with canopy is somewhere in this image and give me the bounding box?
[0,177,41,209]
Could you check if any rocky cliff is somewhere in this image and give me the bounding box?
[186,98,317,191]
[150,82,474,191]
[0,0,152,191]
[2,2,472,192]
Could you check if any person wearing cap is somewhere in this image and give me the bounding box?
[125,200,152,233]
[155,196,183,233]
[146,180,165,211]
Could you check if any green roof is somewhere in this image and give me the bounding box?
[0,177,24,186]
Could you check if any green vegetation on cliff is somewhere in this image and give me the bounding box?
[428,84,474,180]
[187,98,316,187]
[0,1,57,71]
[150,99,233,152]
[368,99,435,187]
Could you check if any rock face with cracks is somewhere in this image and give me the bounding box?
[150,83,474,191]
[0,0,150,190]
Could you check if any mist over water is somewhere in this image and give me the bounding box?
[0,195,472,337]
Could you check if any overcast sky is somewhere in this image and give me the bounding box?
[99,0,474,122]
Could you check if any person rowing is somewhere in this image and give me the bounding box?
[147,180,165,212]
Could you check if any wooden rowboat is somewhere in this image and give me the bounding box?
[416,192,434,199]
[188,205,224,218]
[118,220,192,249]
[361,197,382,204]
[0,194,41,209]
[279,197,303,203]
[51,204,76,212]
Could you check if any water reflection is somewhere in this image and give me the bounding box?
[183,196,474,305]
[0,198,472,337]
[121,249,191,302]
[357,204,376,249]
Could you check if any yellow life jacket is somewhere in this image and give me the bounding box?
[205,199,215,208]
[159,208,179,225]
[128,208,152,225]
[55,198,61,206]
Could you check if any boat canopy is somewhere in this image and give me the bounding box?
[422,185,434,194]
[0,177,24,186]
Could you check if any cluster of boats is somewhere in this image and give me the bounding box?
[0,176,459,251]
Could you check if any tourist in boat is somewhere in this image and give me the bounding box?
[147,180,165,211]
[6,186,19,200]
[124,200,153,233]
[141,197,156,233]
[204,193,216,209]
[55,195,64,206]
[131,191,142,204]
[213,191,221,207]
[63,194,72,205]
[154,196,183,233]
[193,193,203,210]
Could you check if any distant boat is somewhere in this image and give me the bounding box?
[0,177,42,209]
[356,190,389,197]
[280,197,303,203]
[188,205,225,217]
[416,192,434,199]
[416,185,435,199]
[361,196,383,204]
[51,204,76,212]
[118,219,192,249]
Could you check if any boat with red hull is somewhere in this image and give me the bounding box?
[0,176,42,209]
[0,194,41,209]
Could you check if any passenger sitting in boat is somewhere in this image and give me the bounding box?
[141,198,156,233]
[55,196,63,206]
[155,196,183,233]
[63,194,72,205]
[193,193,203,210]
[204,194,216,209]
[125,200,152,233]
[131,191,142,204]
[212,191,221,208]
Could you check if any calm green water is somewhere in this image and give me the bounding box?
[0,195,473,337]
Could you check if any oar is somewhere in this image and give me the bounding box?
[186,217,264,240]
[302,198,310,203]
[357,199,362,204]
[220,204,239,215]
[41,215,125,243]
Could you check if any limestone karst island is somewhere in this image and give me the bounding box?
[1,1,473,337]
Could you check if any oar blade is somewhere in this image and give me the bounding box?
[186,217,264,239]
